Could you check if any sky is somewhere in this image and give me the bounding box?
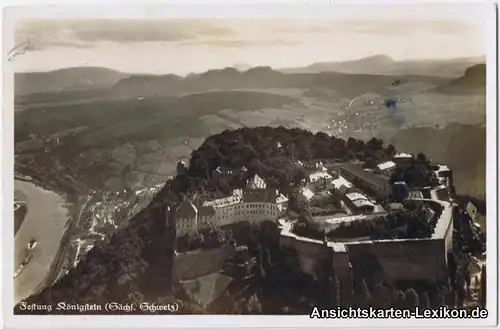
[11,5,488,75]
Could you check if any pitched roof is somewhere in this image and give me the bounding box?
[393,152,413,159]
[377,161,396,171]
[331,176,353,189]
[301,187,315,201]
[199,206,216,216]
[338,185,351,195]
[175,199,198,218]
[243,188,277,203]
[339,163,390,191]
[246,174,267,189]
[203,194,242,208]
[309,171,333,183]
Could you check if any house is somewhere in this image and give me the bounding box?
[239,188,278,224]
[300,187,315,202]
[465,202,478,222]
[343,192,375,214]
[432,164,454,188]
[376,161,396,174]
[308,171,334,191]
[198,205,217,228]
[337,163,391,200]
[175,199,199,236]
[331,176,354,195]
[173,175,287,236]
[276,191,289,213]
[393,153,414,168]
[202,192,242,227]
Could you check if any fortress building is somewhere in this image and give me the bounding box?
[170,174,288,236]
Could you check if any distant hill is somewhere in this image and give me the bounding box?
[17,61,470,108]
[108,66,446,100]
[233,63,252,71]
[15,67,130,95]
[280,55,485,78]
[433,64,486,94]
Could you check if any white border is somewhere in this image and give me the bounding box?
[1,1,498,328]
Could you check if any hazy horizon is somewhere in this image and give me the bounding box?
[12,13,487,76]
[13,53,486,76]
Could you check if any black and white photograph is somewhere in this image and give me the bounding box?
[2,2,497,328]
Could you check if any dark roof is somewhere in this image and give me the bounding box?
[192,196,207,209]
[338,163,390,190]
[175,199,197,218]
[242,188,277,203]
[199,206,216,216]
[338,185,351,195]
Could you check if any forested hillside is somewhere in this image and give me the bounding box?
[15,127,398,312]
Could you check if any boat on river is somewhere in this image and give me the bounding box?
[27,239,38,251]
[14,253,33,279]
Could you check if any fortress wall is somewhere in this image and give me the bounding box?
[444,210,454,259]
[331,251,352,304]
[280,235,330,276]
[346,238,448,284]
[280,225,450,285]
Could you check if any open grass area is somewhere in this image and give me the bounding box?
[175,247,234,281]
[182,272,233,307]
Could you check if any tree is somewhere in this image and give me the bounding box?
[20,126,440,310]
[359,278,372,307]
[328,188,343,209]
[385,144,396,157]
[126,291,144,307]
[416,153,427,164]
[363,157,377,169]
[404,289,419,308]
[332,275,341,306]
[434,292,446,308]
[479,265,486,308]
[246,294,263,314]
[421,291,430,309]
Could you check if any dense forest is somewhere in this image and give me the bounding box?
[14,126,485,314]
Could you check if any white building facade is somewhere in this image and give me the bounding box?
[171,174,287,236]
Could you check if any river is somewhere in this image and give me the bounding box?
[14,179,71,304]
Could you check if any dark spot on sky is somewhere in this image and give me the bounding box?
[384,98,397,109]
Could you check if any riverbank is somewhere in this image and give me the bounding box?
[14,179,73,304]
[14,204,27,236]
[35,195,82,292]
